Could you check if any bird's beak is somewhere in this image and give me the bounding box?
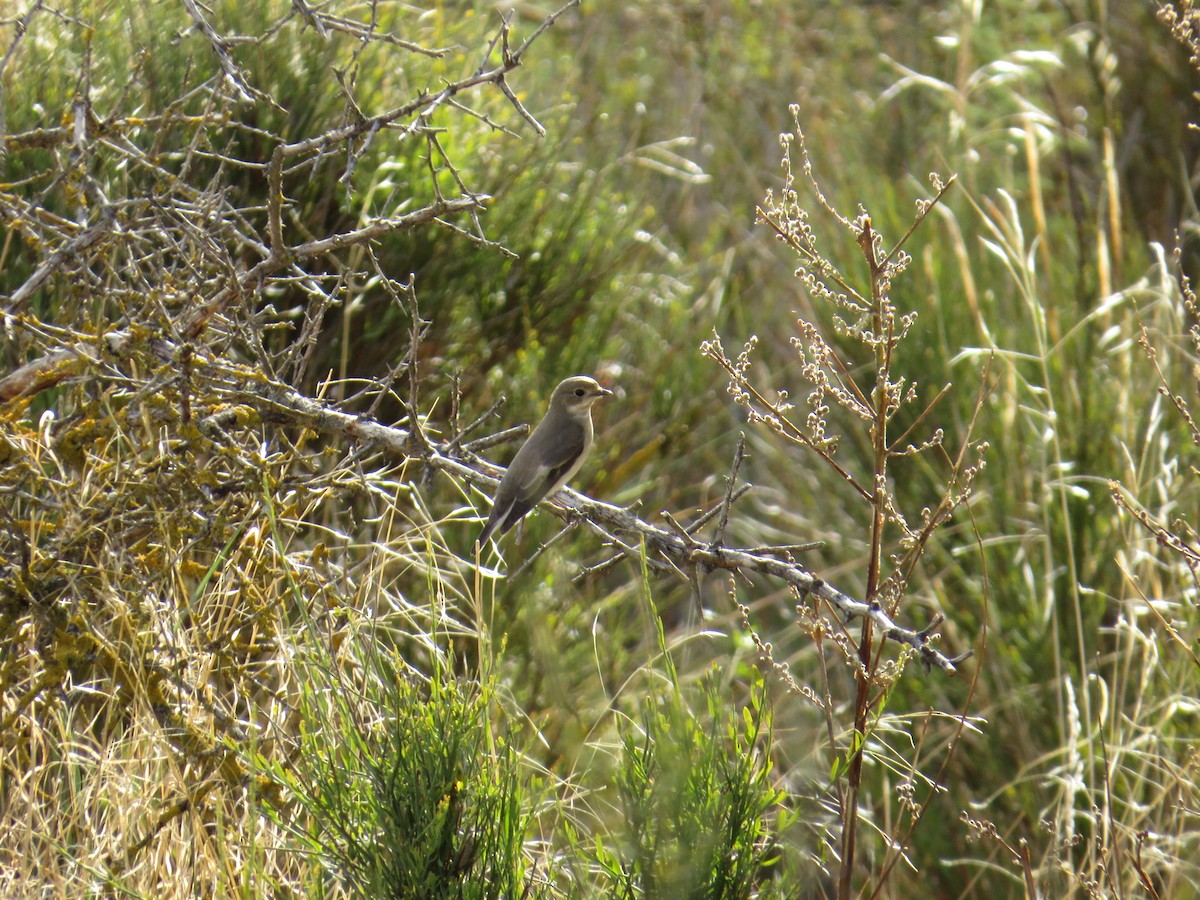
[596,386,614,398]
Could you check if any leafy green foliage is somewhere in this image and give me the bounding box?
[279,653,540,899]
[605,659,790,899]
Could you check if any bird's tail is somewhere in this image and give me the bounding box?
[475,513,499,551]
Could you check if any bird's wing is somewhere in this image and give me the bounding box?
[512,418,586,503]
[491,419,585,535]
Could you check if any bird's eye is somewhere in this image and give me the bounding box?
[574,388,586,397]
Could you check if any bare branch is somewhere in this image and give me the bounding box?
[710,431,747,547]
[180,0,260,104]
[229,375,967,674]
[4,205,119,312]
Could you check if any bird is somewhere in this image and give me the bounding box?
[476,375,613,548]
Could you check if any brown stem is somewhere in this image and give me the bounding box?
[840,216,892,900]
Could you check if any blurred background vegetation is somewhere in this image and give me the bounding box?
[3,0,1199,896]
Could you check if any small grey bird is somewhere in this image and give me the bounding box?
[476,375,613,548]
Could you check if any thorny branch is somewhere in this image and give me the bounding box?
[220,365,964,674]
[286,397,965,671]
[1,306,964,674]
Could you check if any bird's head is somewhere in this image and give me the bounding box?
[551,375,613,415]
